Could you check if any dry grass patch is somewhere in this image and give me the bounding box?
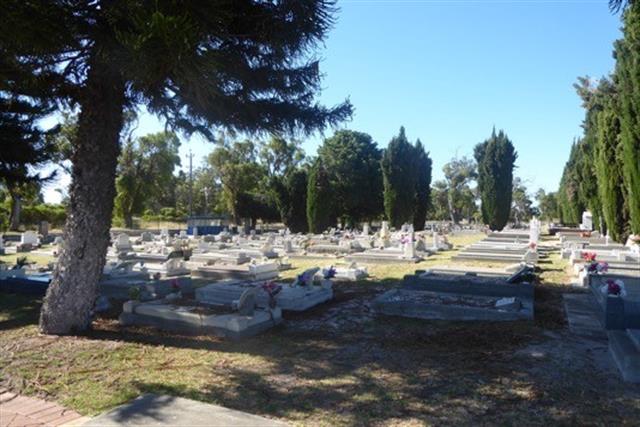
[2,234,640,425]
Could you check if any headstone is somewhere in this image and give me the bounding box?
[362,223,370,236]
[432,232,440,250]
[403,232,416,259]
[179,230,187,239]
[21,231,39,246]
[140,231,154,242]
[529,217,540,244]
[114,233,132,252]
[38,221,49,238]
[192,226,198,237]
[523,249,538,264]
[581,211,593,231]
[235,287,258,315]
[380,221,390,239]
[0,234,4,255]
[260,241,274,256]
[283,239,293,253]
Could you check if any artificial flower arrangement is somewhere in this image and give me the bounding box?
[399,235,413,245]
[600,278,627,298]
[323,266,337,279]
[294,269,317,287]
[261,281,283,308]
[582,252,608,274]
[528,242,537,251]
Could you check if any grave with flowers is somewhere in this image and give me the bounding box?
[195,267,334,312]
[321,262,368,281]
[585,272,640,383]
[588,272,640,330]
[119,279,282,339]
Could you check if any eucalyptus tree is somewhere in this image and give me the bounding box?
[114,131,181,228]
[441,156,477,224]
[3,1,351,334]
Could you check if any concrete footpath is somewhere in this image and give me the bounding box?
[82,394,288,427]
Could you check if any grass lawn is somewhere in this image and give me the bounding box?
[1,233,639,425]
[0,252,56,267]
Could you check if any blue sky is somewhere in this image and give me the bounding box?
[43,0,622,203]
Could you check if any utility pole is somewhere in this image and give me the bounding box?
[188,150,194,218]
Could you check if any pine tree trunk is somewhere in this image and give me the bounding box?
[39,57,124,335]
[8,191,21,231]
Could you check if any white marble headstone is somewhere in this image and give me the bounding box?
[21,231,39,246]
[580,211,593,231]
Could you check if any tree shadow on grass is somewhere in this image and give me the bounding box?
[4,281,640,424]
[124,315,640,426]
[0,293,41,331]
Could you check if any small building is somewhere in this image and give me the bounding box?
[187,215,230,236]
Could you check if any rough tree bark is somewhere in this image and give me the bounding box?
[39,56,124,334]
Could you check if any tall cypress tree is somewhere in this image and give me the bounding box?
[381,127,417,228]
[306,159,334,233]
[474,129,517,231]
[412,139,432,231]
[595,90,629,241]
[557,141,586,225]
[616,2,640,234]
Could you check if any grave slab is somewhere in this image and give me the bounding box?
[373,272,534,322]
[196,279,333,311]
